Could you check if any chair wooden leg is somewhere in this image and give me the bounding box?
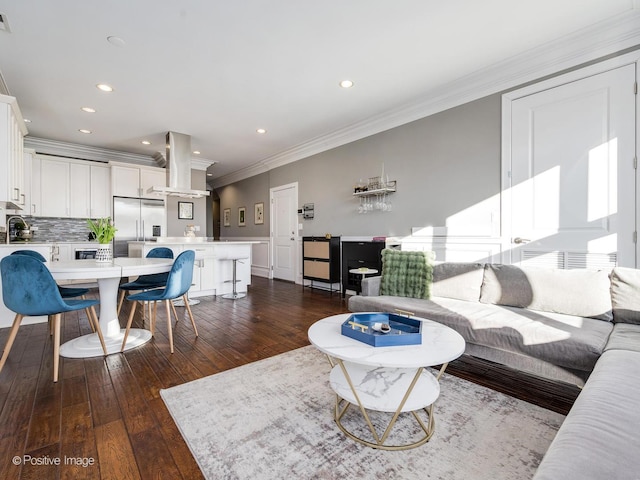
[117,290,126,316]
[0,314,24,373]
[148,301,156,336]
[170,301,179,324]
[48,314,53,336]
[183,294,198,337]
[165,300,174,354]
[52,313,61,382]
[89,305,108,356]
[120,302,138,352]
[81,295,96,332]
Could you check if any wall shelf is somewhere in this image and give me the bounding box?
[352,182,396,197]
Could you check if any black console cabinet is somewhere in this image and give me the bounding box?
[303,236,341,293]
[341,241,385,297]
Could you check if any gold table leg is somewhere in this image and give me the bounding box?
[324,355,447,451]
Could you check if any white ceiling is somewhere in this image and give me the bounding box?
[0,1,638,185]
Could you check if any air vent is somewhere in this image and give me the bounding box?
[0,13,11,33]
[521,250,616,270]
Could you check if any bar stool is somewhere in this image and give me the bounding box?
[221,255,249,300]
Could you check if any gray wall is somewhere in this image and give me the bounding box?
[217,94,501,239]
[218,172,271,237]
[166,169,209,236]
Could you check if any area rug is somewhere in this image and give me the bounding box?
[160,346,564,480]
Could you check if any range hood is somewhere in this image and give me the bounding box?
[147,131,210,198]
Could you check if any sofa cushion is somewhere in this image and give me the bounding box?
[479,264,612,321]
[379,249,433,299]
[610,266,640,324]
[604,323,640,353]
[534,349,640,480]
[431,262,485,302]
[348,294,612,372]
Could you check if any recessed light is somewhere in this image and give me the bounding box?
[339,80,354,88]
[23,118,31,123]
[193,150,201,155]
[96,84,113,92]
[107,36,126,47]
[206,173,213,177]
[256,128,267,134]
[141,140,151,145]
[78,129,92,134]
[81,107,96,113]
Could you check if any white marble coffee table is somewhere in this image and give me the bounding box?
[308,313,465,450]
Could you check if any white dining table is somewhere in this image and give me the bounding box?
[47,257,174,358]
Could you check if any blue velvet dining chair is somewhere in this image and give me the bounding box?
[10,250,100,334]
[116,247,174,316]
[121,250,197,354]
[0,255,107,382]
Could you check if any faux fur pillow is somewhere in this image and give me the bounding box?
[380,249,434,299]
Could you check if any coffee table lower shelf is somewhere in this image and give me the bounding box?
[329,361,440,450]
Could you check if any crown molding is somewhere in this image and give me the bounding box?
[212,9,640,188]
[24,136,156,166]
[191,158,216,171]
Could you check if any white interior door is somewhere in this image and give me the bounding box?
[504,62,636,269]
[270,183,298,281]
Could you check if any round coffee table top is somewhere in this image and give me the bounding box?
[308,313,465,369]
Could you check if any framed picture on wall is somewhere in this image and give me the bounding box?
[254,202,264,225]
[178,201,194,220]
[223,208,231,227]
[238,207,246,227]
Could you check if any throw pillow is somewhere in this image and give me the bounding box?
[380,249,434,299]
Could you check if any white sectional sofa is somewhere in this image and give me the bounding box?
[348,261,640,479]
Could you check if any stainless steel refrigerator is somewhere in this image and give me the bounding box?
[112,197,166,257]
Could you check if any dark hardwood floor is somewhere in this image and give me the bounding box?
[0,277,580,479]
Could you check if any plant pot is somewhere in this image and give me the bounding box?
[96,243,113,263]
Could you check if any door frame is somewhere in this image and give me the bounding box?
[501,50,640,266]
[269,182,299,282]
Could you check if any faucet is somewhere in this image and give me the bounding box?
[5,215,29,244]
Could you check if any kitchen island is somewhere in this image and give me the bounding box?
[128,238,257,298]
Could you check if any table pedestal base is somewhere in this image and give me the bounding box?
[59,328,152,358]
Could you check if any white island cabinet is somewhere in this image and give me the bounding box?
[128,239,256,298]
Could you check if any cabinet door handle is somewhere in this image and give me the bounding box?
[32,204,36,214]
[13,188,19,201]
[20,194,25,205]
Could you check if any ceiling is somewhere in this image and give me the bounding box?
[0,1,638,186]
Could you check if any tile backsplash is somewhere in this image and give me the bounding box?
[3,216,95,243]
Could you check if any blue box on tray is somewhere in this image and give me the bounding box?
[341,312,422,347]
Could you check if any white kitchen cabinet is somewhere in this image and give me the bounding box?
[90,165,111,218]
[192,246,216,292]
[31,156,111,218]
[111,164,140,197]
[0,94,28,209]
[110,162,165,199]
[70,163,91,217]
[22,149,36,215]
[40,158,70,217]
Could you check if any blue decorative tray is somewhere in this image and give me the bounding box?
[341,313,422,347]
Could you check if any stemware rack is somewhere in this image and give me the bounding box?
[353,177,397,196]
[353,177,396,213]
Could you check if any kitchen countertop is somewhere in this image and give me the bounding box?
[130,238,259,245]
[0,241,99,247]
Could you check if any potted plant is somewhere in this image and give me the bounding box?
[87,217,117,263]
